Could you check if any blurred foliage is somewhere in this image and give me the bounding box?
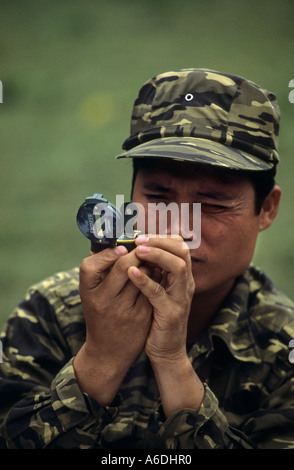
[0,0,293,328]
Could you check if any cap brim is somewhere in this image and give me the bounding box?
[116,137,274,171]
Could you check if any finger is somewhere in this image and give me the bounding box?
[136,245,191,282]
[115,262,155,302]
[136,235,192,270]
[128,266,168,311]
[122,264,155,311]
[135,245,195,300]
[122,264,164,303]
[79,245,128,291]
[133,287,153,317]
[102,247,145,295]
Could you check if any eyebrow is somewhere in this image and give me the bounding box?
[142,184,235,201]
[195,191,235,202]
[142,183,172,193]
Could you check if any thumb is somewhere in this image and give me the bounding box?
[80,245,127,291]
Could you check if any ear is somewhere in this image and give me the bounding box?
[258,185,282,232]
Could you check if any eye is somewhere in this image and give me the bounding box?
[201,203,229,213]
[144,193,169,203]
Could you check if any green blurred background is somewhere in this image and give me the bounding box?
[0,0,293,329]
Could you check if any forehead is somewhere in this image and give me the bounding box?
[133,158,249,189]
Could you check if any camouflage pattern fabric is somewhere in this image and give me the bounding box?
[117,69,280,171]
[118,136,275,171]
[0,265,294,449]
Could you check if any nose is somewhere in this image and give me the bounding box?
[161,202,201,249]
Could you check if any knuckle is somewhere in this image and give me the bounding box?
[151,282,165,298]
[190,278,196,294]
[176,257,187,274]
[181,240,190,251]
[79,256,95,275]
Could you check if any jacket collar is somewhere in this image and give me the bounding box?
[189,267,263,365]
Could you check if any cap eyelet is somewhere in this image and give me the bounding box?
[185,93,194,101]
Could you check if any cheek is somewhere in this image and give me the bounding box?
[200,215,259,256]
[200,218,227,246]
[216,227,225,238]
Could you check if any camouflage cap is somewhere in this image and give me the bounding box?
[116,69,280,171]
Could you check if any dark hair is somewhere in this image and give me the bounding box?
[244,167,276,214]
[131,158,276,215]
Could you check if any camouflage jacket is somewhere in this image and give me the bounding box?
[0,264,294,449]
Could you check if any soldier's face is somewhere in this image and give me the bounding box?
[132,161,269,297]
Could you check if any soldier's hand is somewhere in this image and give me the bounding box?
[74,245,153,404]
[128,235,204,417]
[128,235,195,364]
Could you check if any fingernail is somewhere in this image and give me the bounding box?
[138,245,150,254]
[114,245,128,256]
[136,235,149,244]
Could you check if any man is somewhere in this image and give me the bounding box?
[1,68,294,449]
